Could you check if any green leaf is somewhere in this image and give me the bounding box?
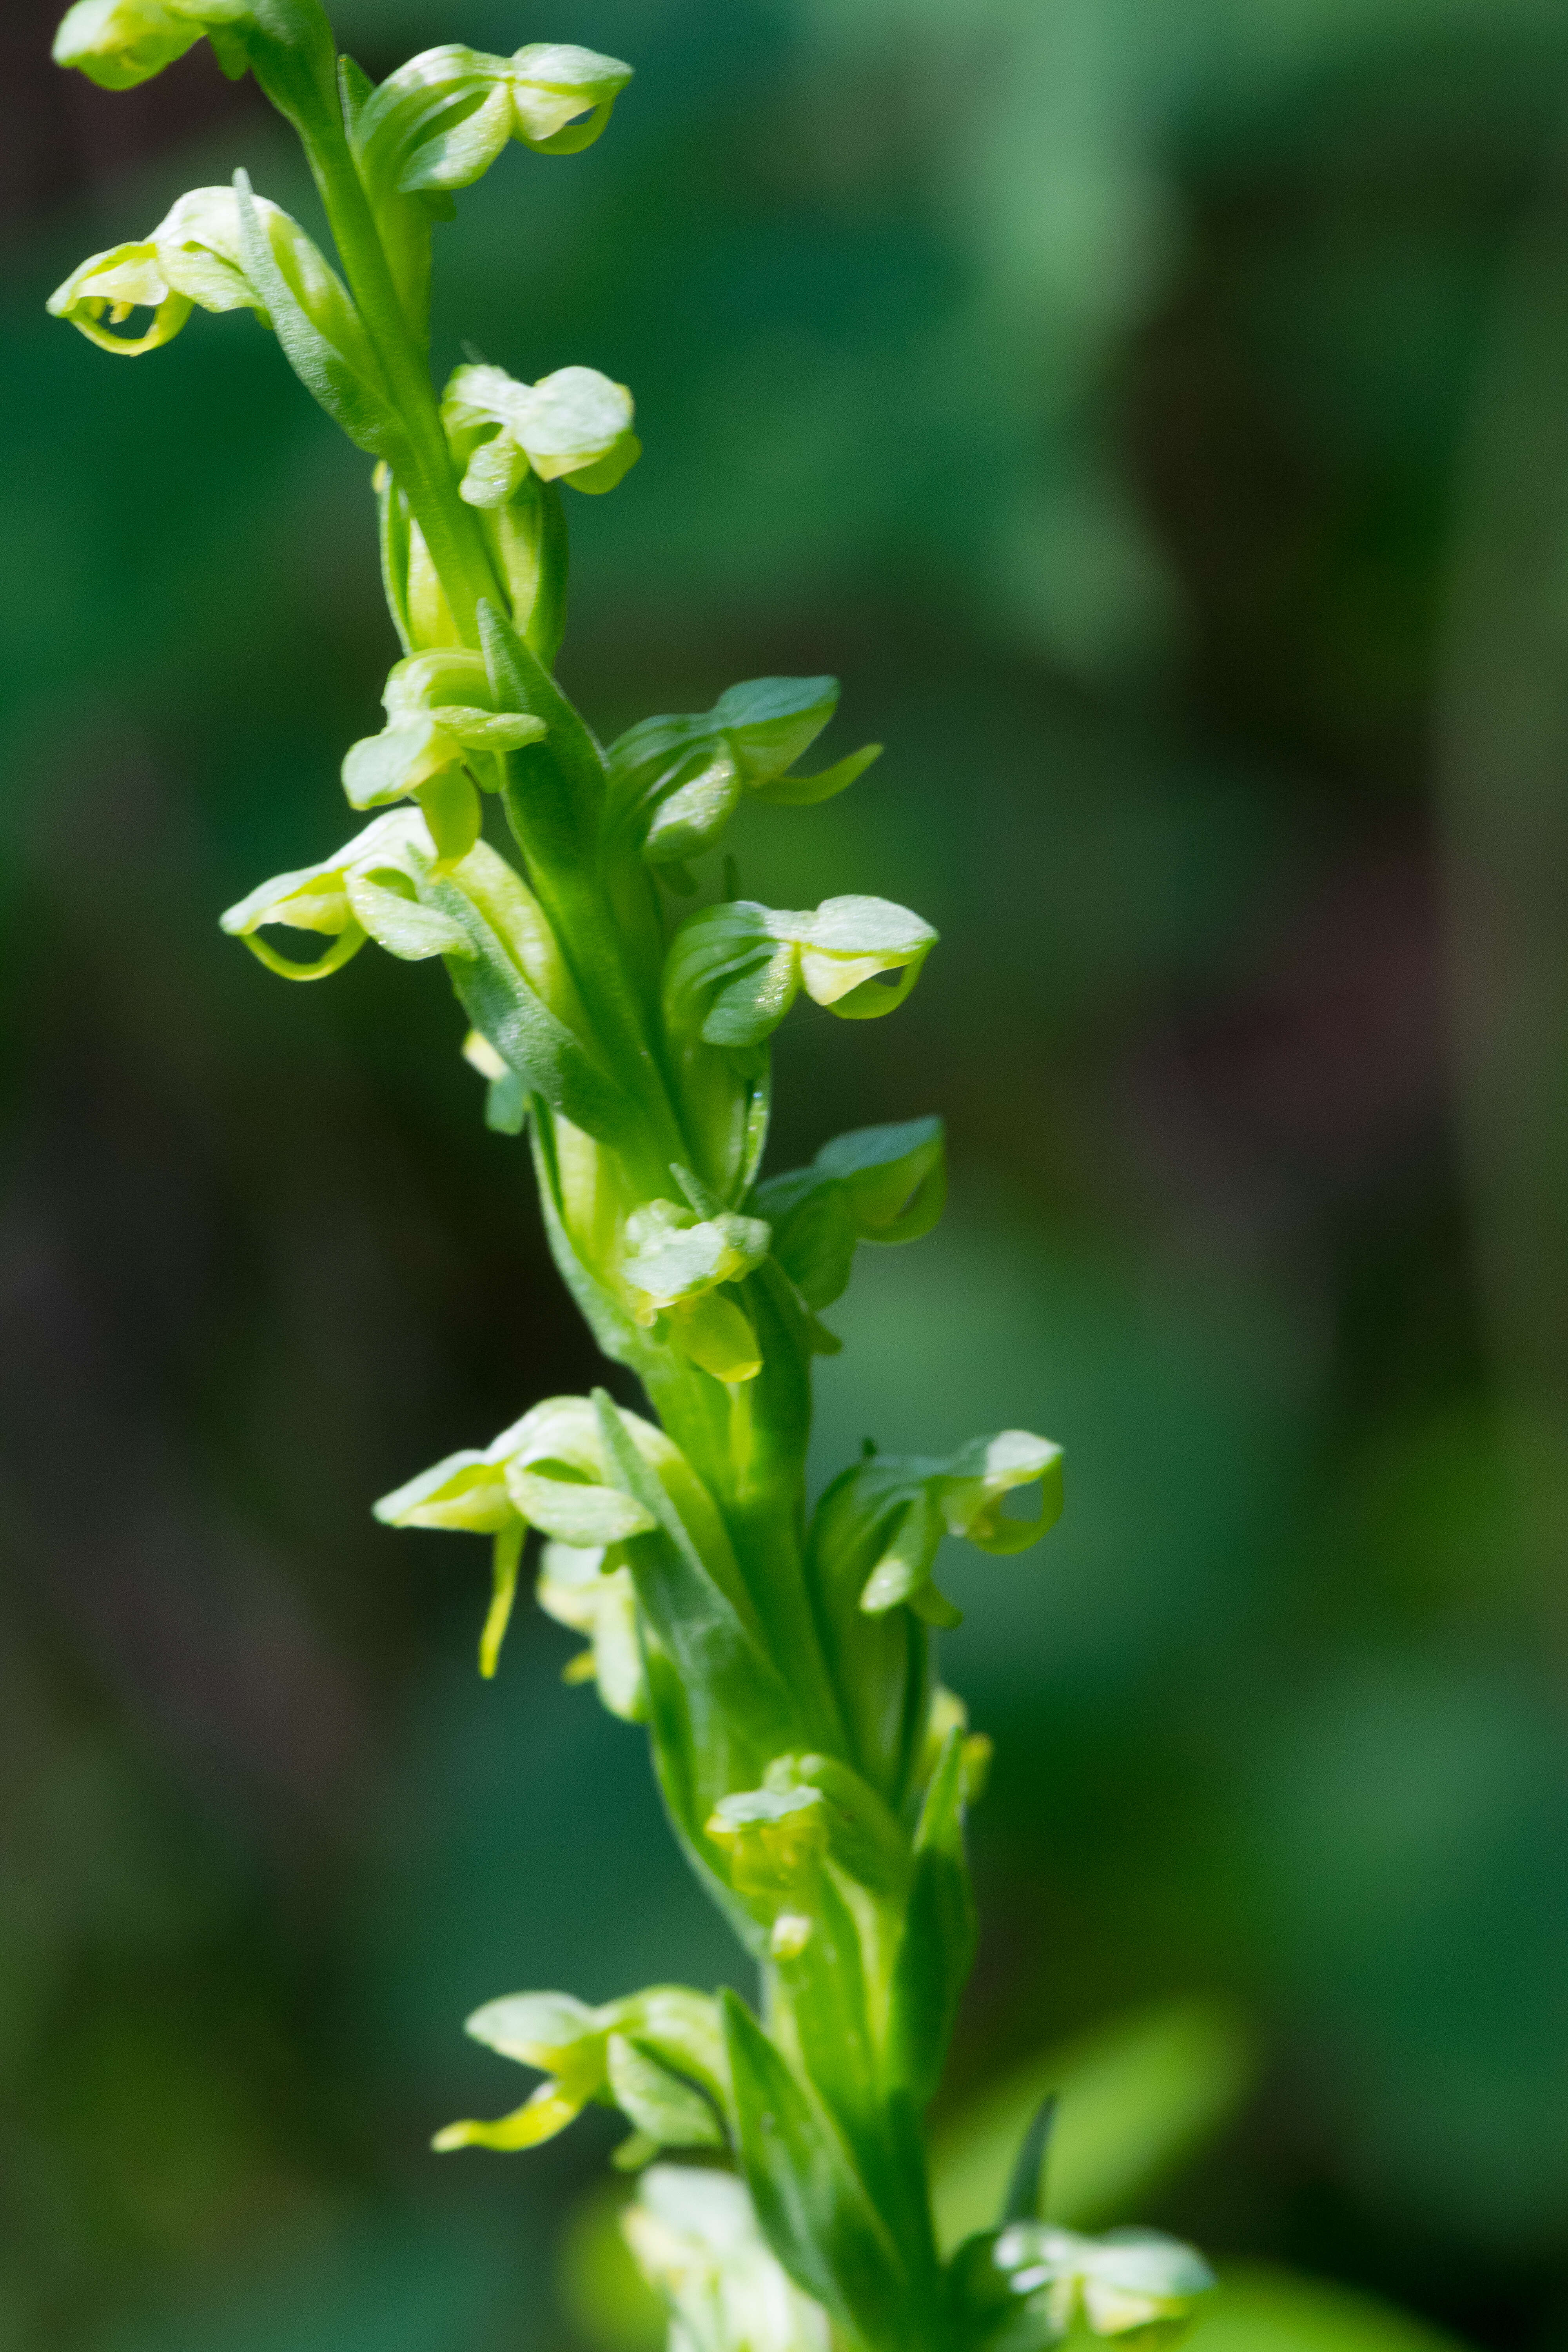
[232,172,400,460]
[425,873,636,1153]
[478,599,606,868]
[931,2001,1259,2255]
[1002,2095,1060,2226]
[591,1391,799,1761]
[886,1731,975,2107]
[722,1989,911,2347]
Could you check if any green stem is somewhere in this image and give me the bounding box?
[299,114,500,642]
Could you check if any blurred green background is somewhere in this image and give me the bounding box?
[5,1,1568,2346]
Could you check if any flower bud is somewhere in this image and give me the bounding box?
[762,1753,909,1900]
[706,1785,829,1953]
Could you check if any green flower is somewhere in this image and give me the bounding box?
[666,896,938,1053]
[756,1116,947,1313]
[48,183,337,355]
[374,1394,658,1677]
[355,40,633,202]
[608,675,882,871]
[624,2165,831,2352]
[53,0,337,131]
[374,1394,738,1679]
[434,1984,727,2162]
[811,1430,1065,1629]
[341,647,545,862]
[621,1200,772,1383]
[951,2224,1216,2349]
[219,808,468,981]
[54,0,246,89]
[443,361,641,499]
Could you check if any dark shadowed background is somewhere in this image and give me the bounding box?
[4,2,1568,2347]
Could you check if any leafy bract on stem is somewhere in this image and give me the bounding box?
[49,7,1214,2350]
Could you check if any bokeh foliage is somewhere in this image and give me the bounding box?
[4,0,1568,2346]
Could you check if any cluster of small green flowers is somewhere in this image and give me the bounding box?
[49,9,1214,2349]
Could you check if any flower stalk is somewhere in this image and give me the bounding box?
[50,8,1215,2348]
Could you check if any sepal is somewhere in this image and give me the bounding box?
[756,1117,945,1311]
[947,2223,1215,2350]
[606,2032,725,2160]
